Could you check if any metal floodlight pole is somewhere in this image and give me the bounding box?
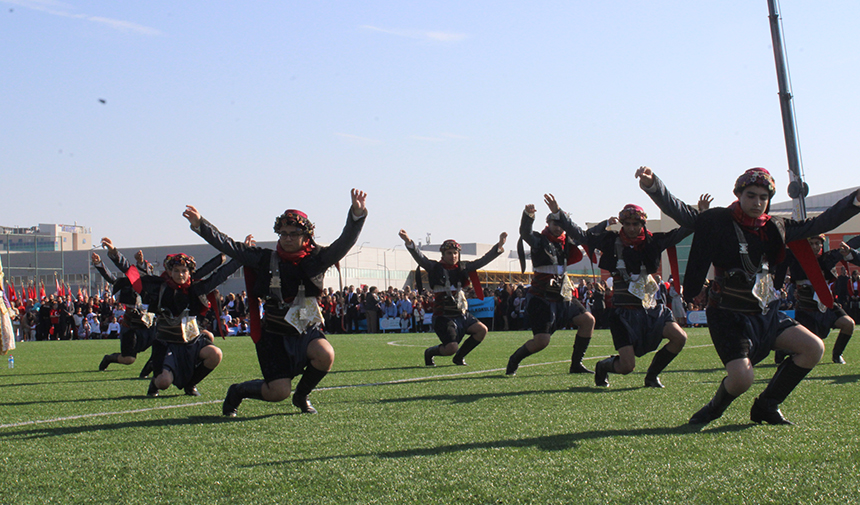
[767,0,808,219]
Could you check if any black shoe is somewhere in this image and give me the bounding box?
[569,362,594,374]
[292,394,318,414]
[424,348,436,367]
[644,376,664,388]
[505,356,519,376]
[594,360,610,388]
[184,385,201,397]
[750,397,793,425]
[833,354,847,365]
[452,356,467,366]
[99,355,111,372]
[147,381,159,397]
[223,384,241,417]
[689,403,720,425]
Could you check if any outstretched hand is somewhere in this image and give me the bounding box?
[398,229,412,246]
[244,234,256,247]
[544,194,560,214]
[498,232,508,250]
[607,216,619,226]
[524,204,536,216]
[698,193,713,211]
[100,237,116,253]
[351,189,368,216]
[91,253,102,265]
[183,205,202,228]
[635,166,655,188]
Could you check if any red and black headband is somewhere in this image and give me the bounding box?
[618,204,647,223]
[734,167,775,198]
[440,239,461,253]
[164,253,196,272]
[274,209,315,238]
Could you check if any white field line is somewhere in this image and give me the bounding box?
[0,344,713,430]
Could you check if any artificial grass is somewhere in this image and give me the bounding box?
[1,328,858,504]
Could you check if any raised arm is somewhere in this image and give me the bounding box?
[314,192,368,269]
[464,232,507,272]
[101,237,132,274]
[185,206,267,266]
[91,253,117,284]
[636,166,701,229]
[191,258,243,296]
[519,204,539,247]
[400,229,437,270]
[783,191,860,243]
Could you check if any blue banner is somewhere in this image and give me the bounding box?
[467,297,495,319]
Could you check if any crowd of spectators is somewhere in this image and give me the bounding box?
[8,268,860,341]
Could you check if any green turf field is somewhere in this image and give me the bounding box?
[1,328,858,504]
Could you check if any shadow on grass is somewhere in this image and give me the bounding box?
[807,373,860,385]
[0,377,159,399]
[376,386,620,405]
[247,423,754,466]
[329,365,432,375]
[0,412,287,440]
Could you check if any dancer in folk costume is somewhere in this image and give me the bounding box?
[506,194,596,376]
[637,166,860,425]
[101,238,239,397]
[774,235,860,364]
[587,204,690,389]
[184,189,367,415]
[399,229,507,367]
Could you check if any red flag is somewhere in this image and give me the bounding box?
[39,282,46,300]
[8,282,17,304]
[29,284,36,300]
[55,278,61,296]
[20,281,27,302]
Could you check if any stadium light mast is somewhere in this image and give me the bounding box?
[767,0,808,219]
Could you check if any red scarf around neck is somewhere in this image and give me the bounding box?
[277,241,314,265]
[729,200,771,238]
[541,227,565,244]
[161,272,192,293]
[619,227,651,249]
[542,227,583,264]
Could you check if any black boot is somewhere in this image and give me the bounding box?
[644,346,679,388]
[506,344,534,376]
[146,380,160,397]
[750,358,811,425]
[99,353,119,371]
[594,356,617,387]
[689,378,737,425]
[424,345,441,367]
[292,364,328,414]
[223,379,265,417]
[569,336,594,374]
[138,359,154,379]
[832,332,851,364]
[453,336,481,366]
[184,363,215,396]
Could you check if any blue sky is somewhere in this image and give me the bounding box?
[2,1,859,250]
